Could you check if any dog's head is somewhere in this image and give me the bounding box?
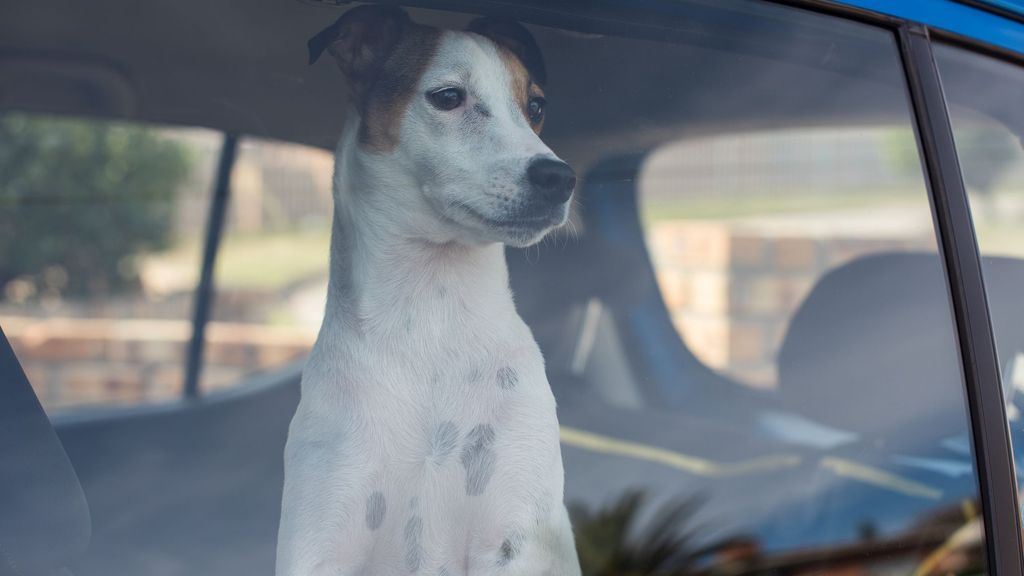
[309,6,575,247]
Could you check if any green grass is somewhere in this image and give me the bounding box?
[641,190,917,222]
[144,230,331,292]
[213,231,330,290]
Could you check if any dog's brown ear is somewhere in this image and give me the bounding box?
[467,17,547,85]
[308,5,411,92]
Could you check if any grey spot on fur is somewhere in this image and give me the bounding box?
[437,566,451,576]
[430,421,459,463]
[460,424,497,496]
[496,366,519,390]
[365,491,386,530]
[498,534,522,566]
[405,515,424,571]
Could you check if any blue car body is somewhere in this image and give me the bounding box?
[837,0,1024,54]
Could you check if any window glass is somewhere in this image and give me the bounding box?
[201,137,332,392]
[1,3,995,575]
[0,113,217,412]
[934,43,1024,522]
[508,5,987,574]
[642,127,929,386]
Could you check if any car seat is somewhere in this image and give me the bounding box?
[776,252,1024,453]
[0,325,91,576]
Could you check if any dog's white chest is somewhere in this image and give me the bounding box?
[279,319,575,576]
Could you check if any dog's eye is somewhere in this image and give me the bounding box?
[428,88,465,111]
[527,96,546,124]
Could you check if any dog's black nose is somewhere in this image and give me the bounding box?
[527,158,576,204]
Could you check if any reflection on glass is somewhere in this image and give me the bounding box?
[0,113,217,412]
[934,43,1024,529]
[500,3,988,574]
[641,127,932,387]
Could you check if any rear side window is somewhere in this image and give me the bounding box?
[641,127,927,387]
[0,114,214,412]
[934,43,1024,522]
[0,116,332,409]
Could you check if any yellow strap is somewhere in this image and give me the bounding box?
[560,426,944,501]
[820,456,943,500]
[559,425,802,477]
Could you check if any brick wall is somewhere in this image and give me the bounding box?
[3,316,315,411]
[647,220,933,388]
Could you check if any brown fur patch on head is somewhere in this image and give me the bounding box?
[496,46,545,134]
[359,25,441,151]
[308,6,441,152]
[466,18,547,134]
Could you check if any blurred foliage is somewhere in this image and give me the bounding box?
[883,123,1019,196]
[954,125,1020,196]
[571,490,721,576]
[569,490,985,576]
[0,113,190,299]
[881,129,923,181]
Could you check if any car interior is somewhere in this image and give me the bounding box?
[2,1,1023,575]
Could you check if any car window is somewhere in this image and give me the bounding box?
[641,127,929,387]
[0,116,336,407]
[0,113,216,412]
[933,43,1024,524]
[0,2,1002,575]
[202,137,332,393]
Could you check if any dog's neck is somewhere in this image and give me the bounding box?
[321,119,514,344]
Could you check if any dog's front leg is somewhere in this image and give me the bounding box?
[276,438,370,576]
[515,504,582,576]
[546,505,584,576]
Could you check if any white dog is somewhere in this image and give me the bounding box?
[276,6,581,575]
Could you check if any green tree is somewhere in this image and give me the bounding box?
[0,113,190,298]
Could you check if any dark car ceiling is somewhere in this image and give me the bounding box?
[2,0,923,170]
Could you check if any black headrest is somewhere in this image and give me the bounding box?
[777,252,973,444]
[0,325,90,575]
